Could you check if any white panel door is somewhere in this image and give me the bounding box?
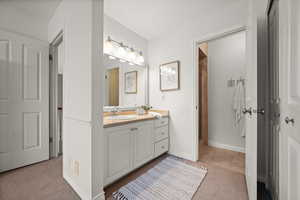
[0,30,49,172]
[279,0,300,199]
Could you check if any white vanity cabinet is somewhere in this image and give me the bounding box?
[105,128,132,182]
[132,123,155,169]
[104,117,169,186]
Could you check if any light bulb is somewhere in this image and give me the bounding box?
[108,55,116,60]
[104,41,113,54]
[116,44,126,59]
[136,52,145,65]
[128,48,136,62]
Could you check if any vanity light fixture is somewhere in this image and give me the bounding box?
[103,36,145,66]
[128,48,136,62]
[108,55,116,60]
[136,51,145,65]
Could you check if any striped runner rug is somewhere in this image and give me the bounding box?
[112,156,208,200]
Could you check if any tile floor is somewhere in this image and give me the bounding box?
[0,145,247,200]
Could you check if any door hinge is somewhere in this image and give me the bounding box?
[49,137,53,143]
[49,54,53,61]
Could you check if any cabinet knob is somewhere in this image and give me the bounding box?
[161,146,165,149]
[130,127,138,131]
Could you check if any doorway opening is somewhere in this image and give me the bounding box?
[198,43,208,147]
[50,32,64,158]
[196,30,246,174]
[105,67,120,106]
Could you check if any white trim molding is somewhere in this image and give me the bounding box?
[64,174,105,200]
[93,192,105,200]
[192,25,247,161]
[208,140,245,153]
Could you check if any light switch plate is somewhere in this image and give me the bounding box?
[74,161,79,176]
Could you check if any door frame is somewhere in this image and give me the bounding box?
[265,0,281,199]
[192,25,247,161]
[49,31,63,158]
[277,0,296,199]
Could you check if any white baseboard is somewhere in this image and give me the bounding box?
[64,174,105,200]
[93,192,105,200]
[168,150,194,161]
[64,174,89,200]
[208,140,245,153]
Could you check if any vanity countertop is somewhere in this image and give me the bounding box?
[103,110,169,128]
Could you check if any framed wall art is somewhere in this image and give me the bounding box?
[160,61,180,91]
[125,71,137,94]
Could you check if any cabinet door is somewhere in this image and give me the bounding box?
[106,128,132,182]
[133,123,154,168]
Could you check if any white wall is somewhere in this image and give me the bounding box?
[48,0,104,199]
[207,31,246,152]
[148,0,247,160]
[0,3,48,41]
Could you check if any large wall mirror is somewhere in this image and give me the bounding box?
[104,55,148,108]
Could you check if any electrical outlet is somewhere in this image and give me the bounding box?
[74,161,79,176]
[68,158,73,172]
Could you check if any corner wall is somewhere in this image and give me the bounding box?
[48,0,104,199]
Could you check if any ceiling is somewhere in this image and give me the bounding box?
[1,0,62,21]
[0,0,246,40]
[104,0,247,40]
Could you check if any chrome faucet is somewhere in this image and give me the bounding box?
[111,106,119,115]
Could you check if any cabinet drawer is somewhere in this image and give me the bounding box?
[155,139,169,157]
[155,126,168,142]
[154,117,169,128]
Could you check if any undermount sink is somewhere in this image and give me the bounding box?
[106,114,138,120]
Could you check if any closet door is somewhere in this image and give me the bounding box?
[0,30,49,172]
[279,0,300,199]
